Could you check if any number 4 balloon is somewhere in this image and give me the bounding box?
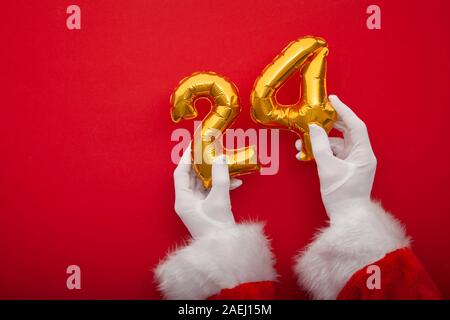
[251,36,336,161]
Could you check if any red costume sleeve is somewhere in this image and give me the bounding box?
[294,201,440,300]
[208,281,277,300]
[337,248,441,299]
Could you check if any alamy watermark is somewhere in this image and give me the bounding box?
[171,121,280,175]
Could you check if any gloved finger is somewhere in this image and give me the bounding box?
[230,178,243,190]
[309,124,334,165]
[193,173,208,199]
[329,137,345,156]
[173,144,192,192]
[329,95,361,128]
[208,155,231,202]
[189,170,197,190]
[190,170,206,199]
[295,139,304,160]
[329,95,370,145]
[333,119,348,133]
[295,139,302,152]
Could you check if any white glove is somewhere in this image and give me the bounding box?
[173,144,243,239]
[295,95,377,219]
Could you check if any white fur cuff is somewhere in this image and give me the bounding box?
[294,200,410,300]
[154,222,277,300]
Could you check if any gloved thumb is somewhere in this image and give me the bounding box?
[208,155,231,201]
[309,124,333,165]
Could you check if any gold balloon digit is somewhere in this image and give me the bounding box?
[250,36,337,161]
[171,72,260,188]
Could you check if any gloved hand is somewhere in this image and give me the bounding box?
[295,95,377,219]
[173,144,243,239]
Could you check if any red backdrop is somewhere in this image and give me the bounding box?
[1,0,450,299]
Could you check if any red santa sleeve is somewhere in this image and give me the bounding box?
[294,200,441,299]
[154,222,277,300]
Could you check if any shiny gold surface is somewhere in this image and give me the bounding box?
[250,36,337,161]
[171,72,259,188]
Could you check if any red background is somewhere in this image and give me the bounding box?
[1,0,450,299]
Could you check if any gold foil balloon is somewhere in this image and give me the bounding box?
[171,72,260,188]
[251,36,337,161]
